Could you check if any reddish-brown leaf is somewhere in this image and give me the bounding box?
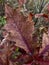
[35,13,48,18]
[3,4,34,54]
[39,29,49,55]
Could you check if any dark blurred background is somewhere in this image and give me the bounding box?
[0,0,5,16]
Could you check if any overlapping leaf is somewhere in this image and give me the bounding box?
[39,29,49,55]
[3,4,34,54]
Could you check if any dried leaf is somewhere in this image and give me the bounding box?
[35,13,48,18]
[3,4,34,54]
[39,29,49,55]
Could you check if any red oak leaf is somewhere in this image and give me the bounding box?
[3,4,34,54]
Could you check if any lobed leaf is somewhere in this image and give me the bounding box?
[3,4,34,54]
